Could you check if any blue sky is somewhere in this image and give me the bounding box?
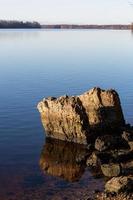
[0,0,133,24]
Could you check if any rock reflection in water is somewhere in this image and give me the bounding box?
[40,133,133,195]
[40,138,89,182]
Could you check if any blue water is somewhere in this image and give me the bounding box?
[0,29,133,200]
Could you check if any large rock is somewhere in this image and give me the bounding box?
[37,87,125,144]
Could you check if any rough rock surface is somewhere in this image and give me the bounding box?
[95,135,129,152]
[79,88,124,129]
[105,176,133,193]
[86,128,133,195]
[122,130,133,151]
[101,163,121,177]
[37,87,125,144]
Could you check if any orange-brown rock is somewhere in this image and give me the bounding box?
[105,176,133,193]
[37,88,125,144]
[79,88,124,129]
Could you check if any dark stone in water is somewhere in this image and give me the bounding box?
[101,163,121,177]
[94,135,129,152]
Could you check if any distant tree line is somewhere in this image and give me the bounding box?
[1,20,133,30]
[0,20,41,28]
[42,24,132,30]
[131,23,133,30]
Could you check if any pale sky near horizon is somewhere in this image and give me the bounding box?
[0,0,133,24]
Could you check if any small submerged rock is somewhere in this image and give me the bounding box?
[101,163,121,177]
[105,176,133,193]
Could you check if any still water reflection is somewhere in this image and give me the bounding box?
[40,138,88,182]
[0,29,133,199]
[0,139,105,200]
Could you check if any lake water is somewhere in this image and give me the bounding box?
[0,29,133,200]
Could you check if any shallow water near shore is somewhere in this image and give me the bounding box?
[0,29,133,200]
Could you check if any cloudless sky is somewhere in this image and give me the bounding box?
[0,0,133,24]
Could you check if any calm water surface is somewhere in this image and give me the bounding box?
[0,29,133,200]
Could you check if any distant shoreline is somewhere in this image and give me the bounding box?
[0,20,133,30]
[41,24,132,30]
